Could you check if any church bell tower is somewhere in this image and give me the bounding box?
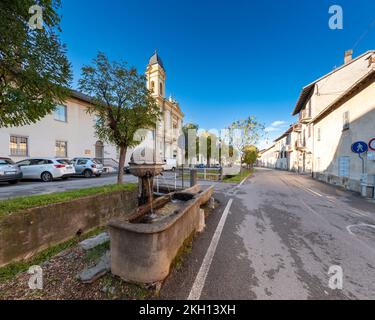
[146,51,166,98]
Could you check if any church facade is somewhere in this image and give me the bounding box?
[145,52,184,164]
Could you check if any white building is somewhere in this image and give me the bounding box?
[312,61,375,195]
[291,50,375,175]
[257,144,277,169]
[0,53,184,168]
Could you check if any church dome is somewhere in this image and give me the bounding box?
[149,52,164,70]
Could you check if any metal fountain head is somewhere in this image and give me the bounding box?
[129,146,164,206]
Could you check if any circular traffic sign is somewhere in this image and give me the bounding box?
[351,141,368,154]
[369,138,375,151]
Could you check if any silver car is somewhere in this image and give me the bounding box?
[71,158,103,178]
[17,158,76,182]
[0,157,23,184]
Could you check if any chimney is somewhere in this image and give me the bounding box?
[344,50,353,64]
[369,54,375,69]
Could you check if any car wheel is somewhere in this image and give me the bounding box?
[171,167,176,172]
[83,169,93,178]
[8,180,19,185]
[41,172,53,182]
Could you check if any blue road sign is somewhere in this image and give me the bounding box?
[351,141,368,154]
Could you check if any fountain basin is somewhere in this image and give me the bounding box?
[128,163,164,177]
[108,185,214,283]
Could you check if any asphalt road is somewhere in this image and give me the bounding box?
[160,168,375,300]
[0,174,138,199]
[0,171,209,200]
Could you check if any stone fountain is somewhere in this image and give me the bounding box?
[108,147,214,284]
[128,146,163,209]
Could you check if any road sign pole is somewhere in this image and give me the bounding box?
[358,153,365,174]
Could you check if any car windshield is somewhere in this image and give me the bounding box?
[0,159,14,165]
[57,159,72,165]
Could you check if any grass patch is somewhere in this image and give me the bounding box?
[170,232,195,271]
[223,168,254,183]
[0,183,136,217]
[99,274,153,300]
[0,227,105,283]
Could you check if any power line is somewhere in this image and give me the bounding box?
[352,17,375,50]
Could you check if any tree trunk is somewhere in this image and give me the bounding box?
[117,145,127,184]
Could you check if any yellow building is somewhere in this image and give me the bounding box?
[146,52,184,164]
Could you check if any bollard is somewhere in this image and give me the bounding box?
[208,197,215,209]
[190,169,198,187]
[197,209,206,233]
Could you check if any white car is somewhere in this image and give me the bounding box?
[17,158,76,182]
[163,158,177,171]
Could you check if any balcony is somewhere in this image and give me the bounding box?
[293,123,302,132]
[295,140,306,151]
[285,144,293,152]
[299,109,312,124]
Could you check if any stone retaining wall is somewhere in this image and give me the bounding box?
[0,189,138,267]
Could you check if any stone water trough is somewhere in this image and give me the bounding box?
[108,184,214,283]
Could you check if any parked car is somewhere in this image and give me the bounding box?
[0,157,23,184]
[71,158,103,178]
[195,163,206,169]
[163,158,177,171]
[17,158,75,182]
[124,165,130,174]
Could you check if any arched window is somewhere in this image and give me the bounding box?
[150,81,155,93]
[159,82,163,96]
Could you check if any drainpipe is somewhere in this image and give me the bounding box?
[359,153,368,197]
[312,122,315,178]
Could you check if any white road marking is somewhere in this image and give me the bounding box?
[348,208,371,218]
[305,187,323,197]
[238,176,248,188]
[346,223,375,235]
[188,198,234,300]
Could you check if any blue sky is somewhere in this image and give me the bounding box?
[58,0,375,147]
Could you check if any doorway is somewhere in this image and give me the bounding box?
[95,141,104,159]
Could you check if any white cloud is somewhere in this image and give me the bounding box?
[271,120,286,127]
[264,127,279,133]
[265,120,288,133]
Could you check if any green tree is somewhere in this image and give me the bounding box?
[79,52,160,184]
[242,145,258,168]
[228,116,265,167]
[0,0,72,127]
